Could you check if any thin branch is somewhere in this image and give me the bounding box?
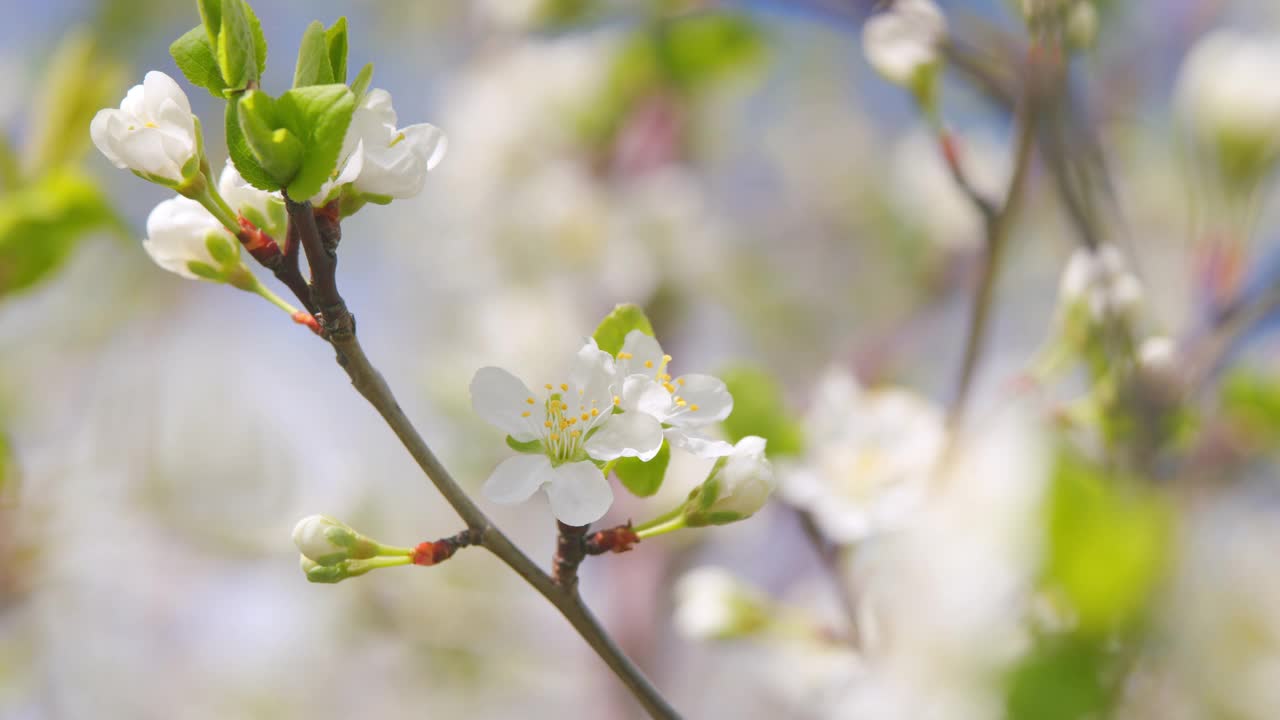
[796,509,861,647]
[947,83,1041,428]
[282,198,680,720]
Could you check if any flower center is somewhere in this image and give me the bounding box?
[523,383,604,463]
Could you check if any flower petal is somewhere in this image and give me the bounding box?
[482,454,554,504]
[89,109,129,168]
[622,374,673,419]
[570,337,616,416]
[670,374,734,425]
[403,123,448,171]
[143,70,192,118]
[585,411,664,461]
[619,330,665,380]
[470,366,539,441]
[545,461,614,526]
[667,429,734,459]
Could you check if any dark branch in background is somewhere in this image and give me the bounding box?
[796,509,862,647]
[946,57,1042,429]
[277,198,680,720]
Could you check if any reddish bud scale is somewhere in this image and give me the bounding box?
[411,539,458,566]
[237,217,282,266]
[940,132,962,178]
[292,312,322,335]
[585,524,640,555]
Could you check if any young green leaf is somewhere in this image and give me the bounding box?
[198,0,222,46]
[325,17,349,83]
[217,0,258,90]
[244,0,267,77]
[593,303,655,356]
[171,26,228,98]
[29,28,126,173]
[237,90,303,185]
[614,440,670,497]
[274,84,356,200]
[292,21,334,88]
[0,170,123,299]
[719,366,804,457]
[225,95,279,191]
[349,62,374,100]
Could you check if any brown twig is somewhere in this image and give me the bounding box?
[796,509,861,647]
[280,197,680,720]
[553,521,590,591]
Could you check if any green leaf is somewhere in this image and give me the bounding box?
[349,63,374,101]
[593,303,655,356]
[325,17,349,83]
[198,0,222,45]
[217,0,258,90]
[274,84,356,200]
[661,14,765,90]
[1221,369,1280,447]
[292,21,334,88]
[171,26,227,98]
[1045,452,1170,635]
[1006,634,1114,720]
[244,1,267,77]
[719,365,804,457]
[225,95,278,191]
[615,440,670,497]
[237,90,303,184]
[28,28,126,173]
[0,170,122,299]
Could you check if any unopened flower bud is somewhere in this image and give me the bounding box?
[299,555,407,584]
[90,71,203,187]
[863,0,947,110]
[1059,245,1143,322]
[683,436,775,527]
[292,514,382,566]
[673,567,770,640]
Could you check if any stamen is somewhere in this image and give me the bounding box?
[581,413,590,421]
[663,383,676,393]
[522,411,531,418]
[676,399,687,407]
[662,354,672,365]
[550,433,560,441]
[618,352,633,360]
[677,378,686,386]
[644,360,654,368]
[545,384,553,390]
[612,395,621,405]
[545,421,553,428]
[590,408,600,417]
[690,404,700,412]
[560,383,568,392]
[526,397,535,405]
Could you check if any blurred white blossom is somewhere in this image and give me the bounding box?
[862,0,947,94]
[142,196,240,280]
[1059,244,1144,320]
[780,369,945,544]
[673,566,769,640]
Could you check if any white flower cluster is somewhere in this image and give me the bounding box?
[470,329,739,525]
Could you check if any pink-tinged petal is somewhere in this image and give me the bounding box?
[545,461,613,526]
[90,109,128,167]
[470,366,539,441]
[619,330,664,379]
[622,374,673,419]
[482,454,554,504]
[143,71,191,118]
[585,411,664,462]
[670,374,734,425]
[667,429,734,459]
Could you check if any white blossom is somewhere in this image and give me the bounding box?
[673,566,768,640]
[862,0,947,90]
[337,88,447,201]
[1059,244,1143,320]
[471,338,647,525]
[218,160,286,239]
[143,196,239,280]
[1176,31,1280,177]
[90,71,199,184]
[780,369,945,544]
[685,436,775,523]
[292,514,375,566]
[608,330,735,459]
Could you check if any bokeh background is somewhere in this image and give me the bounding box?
[4,1,1280,718]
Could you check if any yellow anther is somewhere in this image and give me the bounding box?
[571,430,581,438]
[663,383,675,393]
[526,397,535,405]
[581,413,590,421]
[522,411,531,418]
[662,354,672,364]
[676,399,687,407]
[545,384,553,390]
[658,373,671,381]
[644,360,654,368]
[618,352,633,360]
[550,433,560,441]
[677,378,686,386]
[690,404,700,412]
[612,395,621,405]
[560,383,568,392]
[591,408,600,417]
[544,420,553,428]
